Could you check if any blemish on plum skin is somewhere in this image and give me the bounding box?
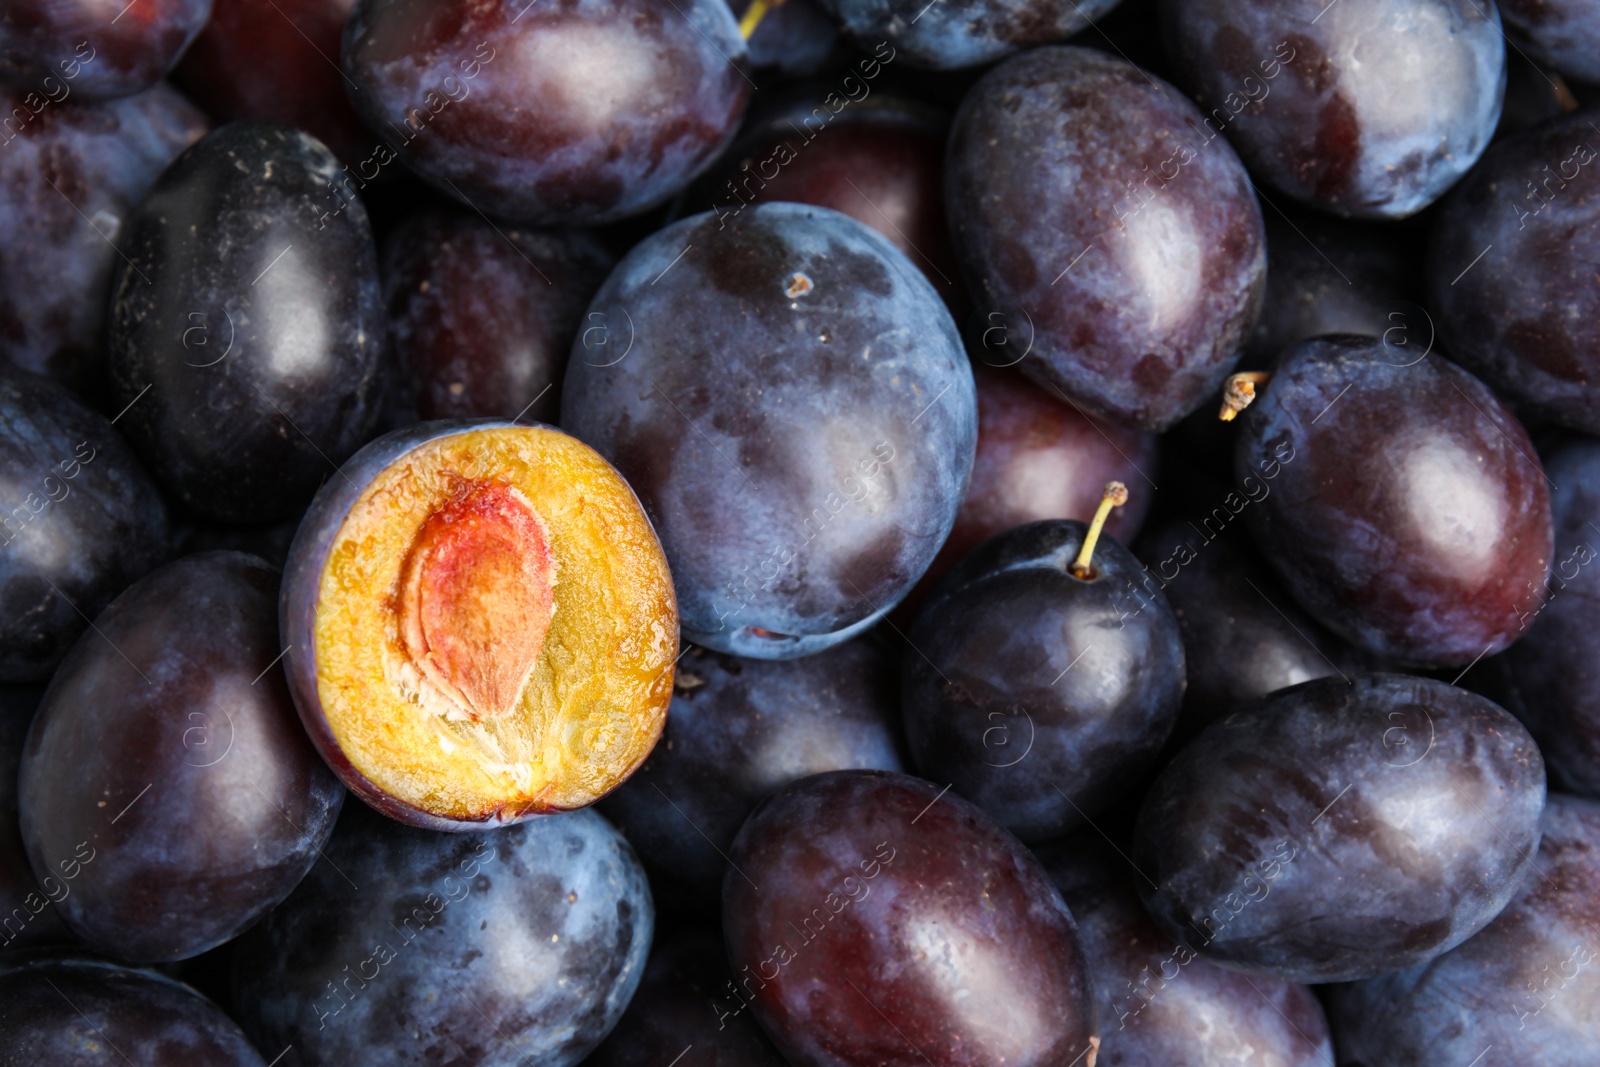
[786,272,814,298]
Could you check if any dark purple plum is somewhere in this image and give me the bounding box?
[723,770,1099,1067]
[0,0,212,100]
[728,0,838,79]
[1429,109,1600,434]
[561,203,976,659]
[1235,335,1552,667]
[0,687,70,952]
[1325,793,1600,1067]
[585,929,788,1067]
[901,363,1156,616]
[174,0,377,166]
[1161,0,1505,218]
[815,0,1120,69]
[1134,674,1546,983]
[342,0,750,225]
[383,212,611,426]
[692,93,963,311]
[0,84,207,398]
[0,953,266,1064]
[1139,521,1369,741]
[18,552,343,963]
[599,638,903,896]
[1499,436,1600,797]
[107,122,385,523]
[1243,206,1424,367]
[233,803,652,1067]
[0,365,168,681]
[946,46,1265,431]
[902,518,1184,842]
[1038,837,1335,1066]
[1501,0,1600,82]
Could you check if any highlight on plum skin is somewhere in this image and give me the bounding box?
[281,419,678,830]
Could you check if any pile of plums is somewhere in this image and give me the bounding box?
[2,0,1599,1062]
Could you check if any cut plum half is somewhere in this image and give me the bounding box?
[282,420,678,829]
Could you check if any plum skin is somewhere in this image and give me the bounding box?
[1428,110,1600,435]
[0,0,213,101]
[382,213,612,425]
[1500,438,1600,797]
[598,638,903,895]
[233,804,652,1067]
[0,953,266,1064]
[107,121,385,524]
[1325,793,1600,1067]
[174,0,374,165]
[722,770,1099,1067]
[814,0,1121,69]
[341,0,751,225]
[0,83,208,397]
[946,46,1266,432]
[18,551,344,963]
[1134,674,1546,983]
[1139,520,1369,742]
[1236,335,1552,668]
[1039,838,1335,1066]
[1161,0,1505,218]
[0,365,170,682]
[902,519,1185,843]
[561,203,976,659]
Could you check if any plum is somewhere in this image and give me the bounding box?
[342,0,750,224]
[1499,436,1600,797]
[1038,837,1335,1066]
[728,0,838,78]
[18,552,343,963]
[281,419,676,828]
[599,638,903,897]
[1134,674,1546,983]
[0,83,207,397]
[0,953,266,1063]
[902,513,1184,842]
[174,0,377,165]
[107,122,385,523]
[723,770,1100,1067]
[1235,335,1552,667]
[0,364,168,681]
[1139,521,1369,741]
[1429,109,1600,434]
[903,363,1156,614]
[585,928,788,1067]
[0,686,70,952]
[233,803,652,1067]
[383,212,612,426]
[814,0,1121,69]
[1325,793,1600,1067]
[1161,0,1505,217]
[561,203,976,659]
[1500,0,1600,82]
[946,46,1266,431]
[0,0,212,100]
[1243,206,1424,368]
[690,93,962,310]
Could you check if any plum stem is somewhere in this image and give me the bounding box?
[1218,371,1272,422]
[1070,482,1128,579]
[739,0,785,40]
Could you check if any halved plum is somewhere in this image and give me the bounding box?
[282,420,677,829]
